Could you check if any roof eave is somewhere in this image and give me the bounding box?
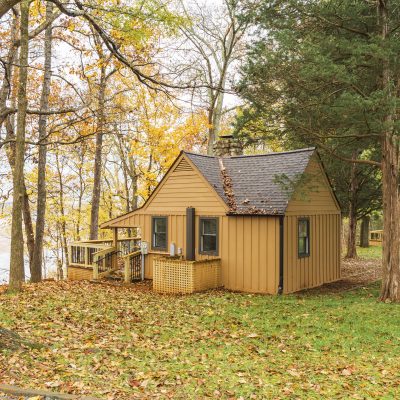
[226,212,284,217]
[99,206,144,229]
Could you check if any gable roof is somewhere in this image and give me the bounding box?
[184,147,316,215]
[101,147,323,228]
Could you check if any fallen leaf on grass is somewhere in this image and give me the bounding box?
[45,380,62,388]
[341,368,353,376]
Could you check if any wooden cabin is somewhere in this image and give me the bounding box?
[99,146,341,294]
[370,230,383,246]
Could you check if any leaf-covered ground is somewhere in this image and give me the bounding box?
[0,278,399,399]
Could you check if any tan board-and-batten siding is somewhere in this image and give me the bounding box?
[283,156,341,293]
[223,216,280,294]
[107,212,281,294]
[138,157,227,216]
[283,214,341,293]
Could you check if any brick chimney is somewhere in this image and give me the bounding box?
[213,134,243,157]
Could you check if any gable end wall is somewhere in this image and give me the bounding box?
[284,156,341,293]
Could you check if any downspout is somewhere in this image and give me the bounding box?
[186,207,196,261]
[278,216,284,294]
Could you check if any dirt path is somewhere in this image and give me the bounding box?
[301,256,381,294]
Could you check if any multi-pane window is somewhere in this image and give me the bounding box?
[152,216,167,251]
[298,218,310,257]
[199,217,218,255]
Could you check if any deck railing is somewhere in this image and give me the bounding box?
[93,248,122,279]
[123,250,142,283]
[69,237,140,268]
[69,237,141,280]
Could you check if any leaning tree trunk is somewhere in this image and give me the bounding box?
[379,0,400,302]
[346,153,358,258]
[360,215,370,248]
[31,1,53,283]
[9,0,29,291]
[89,63,106,240]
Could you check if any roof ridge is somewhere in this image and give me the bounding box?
[229,147,316,158]
[184,147,316,159]
[183,151,218,158]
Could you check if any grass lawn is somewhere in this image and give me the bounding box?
[356,245,382,260]
[0,280,399,399]
[342,245,382,260]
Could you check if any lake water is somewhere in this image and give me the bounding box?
[0,225,10,283]
[0,224,59,283]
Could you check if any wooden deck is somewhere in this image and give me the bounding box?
[68,237,140,281]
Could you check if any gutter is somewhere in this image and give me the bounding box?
[278,215,284,295]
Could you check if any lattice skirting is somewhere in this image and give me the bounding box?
[153,257,222,294]
[67,266,93,280]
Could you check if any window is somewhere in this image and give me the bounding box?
[298,218,310,257]
[152,216,168,251]
[199,217,219,255]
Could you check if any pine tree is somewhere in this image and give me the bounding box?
[238,0,400,301]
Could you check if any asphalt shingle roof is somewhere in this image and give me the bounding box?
[185,147,316,215]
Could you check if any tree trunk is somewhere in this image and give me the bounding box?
[207,108,216,155]
[0,10,17,128]
[89,62,106,240]
[57,257,64,280]
[210,72,227,149]
[31,1,53,283]
[380,134,400,301]
[0,0,20,18]
[8,0,29,291]
[75,147,86,241]
[55,152,69,267]
[22,184,34,273]
[346,153,358,258]
[5,127,35,278]
[360,215,370,248]
[146,152,153,197]
[379,0,400,302]
[207,92,225,155]
[346,211,357,258]
[0,10,34,275]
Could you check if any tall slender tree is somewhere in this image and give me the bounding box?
[31,1,54,282]
[89,34,110,240]
[177,0,248,154]
[9,0,29,291]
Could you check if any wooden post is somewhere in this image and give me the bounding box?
[84,246,89,266]
[93,263,99,280]
[124,257,130,283]
[112,228,118,270]
[68,245,72,265]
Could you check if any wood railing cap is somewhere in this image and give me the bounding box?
[122,250,141,259]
